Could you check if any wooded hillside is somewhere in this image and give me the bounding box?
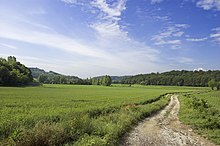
[121,70,220,87]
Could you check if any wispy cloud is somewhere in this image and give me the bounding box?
[90,20,128,39]
[61,0,78,4]
[135,6,170,23]
[153,15,170,21]
[210,27,220,45]
[91,0,126,20]
[186,37,208,42]
[152,24,189,48]
[51,0,168,76]
[0,42,17,49]
[89,0,127,40]
[196,0,220,11]
[0,1,164,77]
[0,24,109,59]
[151,0,164,4]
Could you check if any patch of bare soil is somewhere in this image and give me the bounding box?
[120,95,216,146]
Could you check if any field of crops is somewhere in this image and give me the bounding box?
[0,84,206,145]
[179,91,220,144]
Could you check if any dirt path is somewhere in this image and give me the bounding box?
[120,95,216,146]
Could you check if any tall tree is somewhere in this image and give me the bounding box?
[101,75,112,86]
[208,80,216,90]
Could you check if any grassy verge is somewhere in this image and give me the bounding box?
[179,91,220,145]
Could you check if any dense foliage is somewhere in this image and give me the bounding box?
[91,75,112,86]
[121,70,220,87]
[208,79,220,90]
[0,56,33,86]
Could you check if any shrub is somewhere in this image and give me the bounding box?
[16,122,65,146]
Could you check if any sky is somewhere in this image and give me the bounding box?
[0,0,219,78]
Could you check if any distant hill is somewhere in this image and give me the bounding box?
[29,67,89,85]
[29,67,64,78]
[92,75,131,83]
[29,67,46,78]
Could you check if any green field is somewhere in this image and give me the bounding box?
[179,91,220,144]
[0,84,207,145]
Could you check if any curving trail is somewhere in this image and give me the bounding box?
[120,95,216,146]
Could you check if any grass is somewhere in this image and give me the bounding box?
[0,84,206,145]
[179,91,220,145]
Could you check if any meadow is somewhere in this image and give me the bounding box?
[0,84,207,145]
[179,91,220,144]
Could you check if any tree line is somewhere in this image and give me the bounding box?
[0,56,33,86]
[30,68,112,86]
[37,74,91,85]
[91,75,112,86]
[1,56,219,88]
[208,79,220,90]
[37,74,112,86]
[120,70,220,87]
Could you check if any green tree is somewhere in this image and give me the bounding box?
[101,75,112,86]
[38,74,49,83]
[216,82,220,90]
[208,79,216,90]
[0,56,33,86]
[0,66,10,84]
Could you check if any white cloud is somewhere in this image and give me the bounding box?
[210,27,220,44]
[186,37,208,42]
[210,33,220,38]
[61,0,78,4]
[152,24,189,48]
[153,15,170,21]
[89,0,128,40]
[173,31,184,37]
[196,0,220,11]
[91,0,126,20]
[175,24,189,28]
[0,24,109,59]
[90,21,128,39]
[0,43,17,49]
[0,0,173,77]
[151,0,164,4]
[155,40,181,45]
[0,11,163,77]
[193,68,206,71]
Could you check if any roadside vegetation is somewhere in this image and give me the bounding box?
[179,91,220,144]
[0,85,204,145]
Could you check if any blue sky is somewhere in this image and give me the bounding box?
[0,0,219,78]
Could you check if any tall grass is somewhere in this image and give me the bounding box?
[0,84,205,145]
[179,91,220,145]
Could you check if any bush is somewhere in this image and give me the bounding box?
[16,122,65,146]
[74,134,107,146]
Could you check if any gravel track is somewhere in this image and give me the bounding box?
[120,95,216,146]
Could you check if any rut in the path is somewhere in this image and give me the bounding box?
[120,95,216,146]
